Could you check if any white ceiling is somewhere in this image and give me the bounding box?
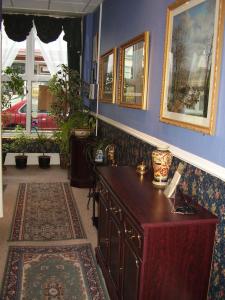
[2,0,104,16]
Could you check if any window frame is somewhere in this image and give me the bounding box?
[2,27,56,137]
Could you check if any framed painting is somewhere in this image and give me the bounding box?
[160,0,225,135]
[99,48,117,103]
[118,32,149,109]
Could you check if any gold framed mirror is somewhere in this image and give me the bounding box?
[118,32,149,109]
[99,48,117,103]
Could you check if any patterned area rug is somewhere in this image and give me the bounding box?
[10,182,86,241]
[1,244,108,300]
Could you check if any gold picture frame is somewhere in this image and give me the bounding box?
[99,48,117,103]
[118,32,149,109]
[160,0,225,135]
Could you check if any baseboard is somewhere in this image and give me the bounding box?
[94,113,225,182]
[5,153,60,165]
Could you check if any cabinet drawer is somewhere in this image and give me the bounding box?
[124,216,143,258]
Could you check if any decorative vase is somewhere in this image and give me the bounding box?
[151,146,172,188]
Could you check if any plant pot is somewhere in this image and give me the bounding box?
[38,155,51,169]
[15,155,28,169]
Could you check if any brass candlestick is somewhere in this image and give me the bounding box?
[136,161,148,175]
[105,144,117,166]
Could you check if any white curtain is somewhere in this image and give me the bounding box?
[2,25,26,70]
[35,29,68,75]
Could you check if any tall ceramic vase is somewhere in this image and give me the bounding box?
[151,146,172,188]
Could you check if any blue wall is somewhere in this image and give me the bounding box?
[94,0,225,167]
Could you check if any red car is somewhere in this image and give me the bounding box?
[2,99,57,130]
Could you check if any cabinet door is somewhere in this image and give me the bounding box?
[122,240,141,300]
[98,196,109,265]
[108,215,122,294]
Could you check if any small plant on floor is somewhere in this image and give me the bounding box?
[12,126,30,169]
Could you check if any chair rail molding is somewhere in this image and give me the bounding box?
[93,113,225,182]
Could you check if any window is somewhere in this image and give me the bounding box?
[1,23,68,133]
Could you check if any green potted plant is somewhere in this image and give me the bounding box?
[12,126,30,169]
[48,64,96,167]
[33,128,51,169]
[53,113,96,168]
[48,64,84,124]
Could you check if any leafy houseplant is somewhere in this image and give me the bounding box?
[12,126,30,169]
[48,64,96,167]
[48,64,84,125]
[53,113,96,168]
[48,64,95,132]
[1,66,24,110]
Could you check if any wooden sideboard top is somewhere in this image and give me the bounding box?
[97,166,217,228]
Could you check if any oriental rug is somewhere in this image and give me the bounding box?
[1,244,108,300]
[10,182,86,241]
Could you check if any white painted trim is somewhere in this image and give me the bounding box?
[95,113,225,182]
[0,29,3,218]
[95,3,103,136]
[5,153,60,166]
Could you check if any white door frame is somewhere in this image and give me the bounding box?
[0,28,3,218]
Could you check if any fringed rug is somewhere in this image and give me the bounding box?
[10,182,86,241]
[1,244,108,300]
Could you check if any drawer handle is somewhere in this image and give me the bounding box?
[100,189,108,195]
[135,259,139,268]
[124,228,132,234]
[125,228,135,240]
[110,207,122,220]
[137,234,142,248]
[110,207,121,214]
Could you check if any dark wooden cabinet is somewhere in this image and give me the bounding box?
[96,166,218,300]
[69,135,93,188]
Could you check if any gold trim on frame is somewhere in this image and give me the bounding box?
[99,48,117,103]
[160,0,225,135]
[118,32,150,110]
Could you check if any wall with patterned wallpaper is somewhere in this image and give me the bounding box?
[98,120,225,299]
[83,0,225,298]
